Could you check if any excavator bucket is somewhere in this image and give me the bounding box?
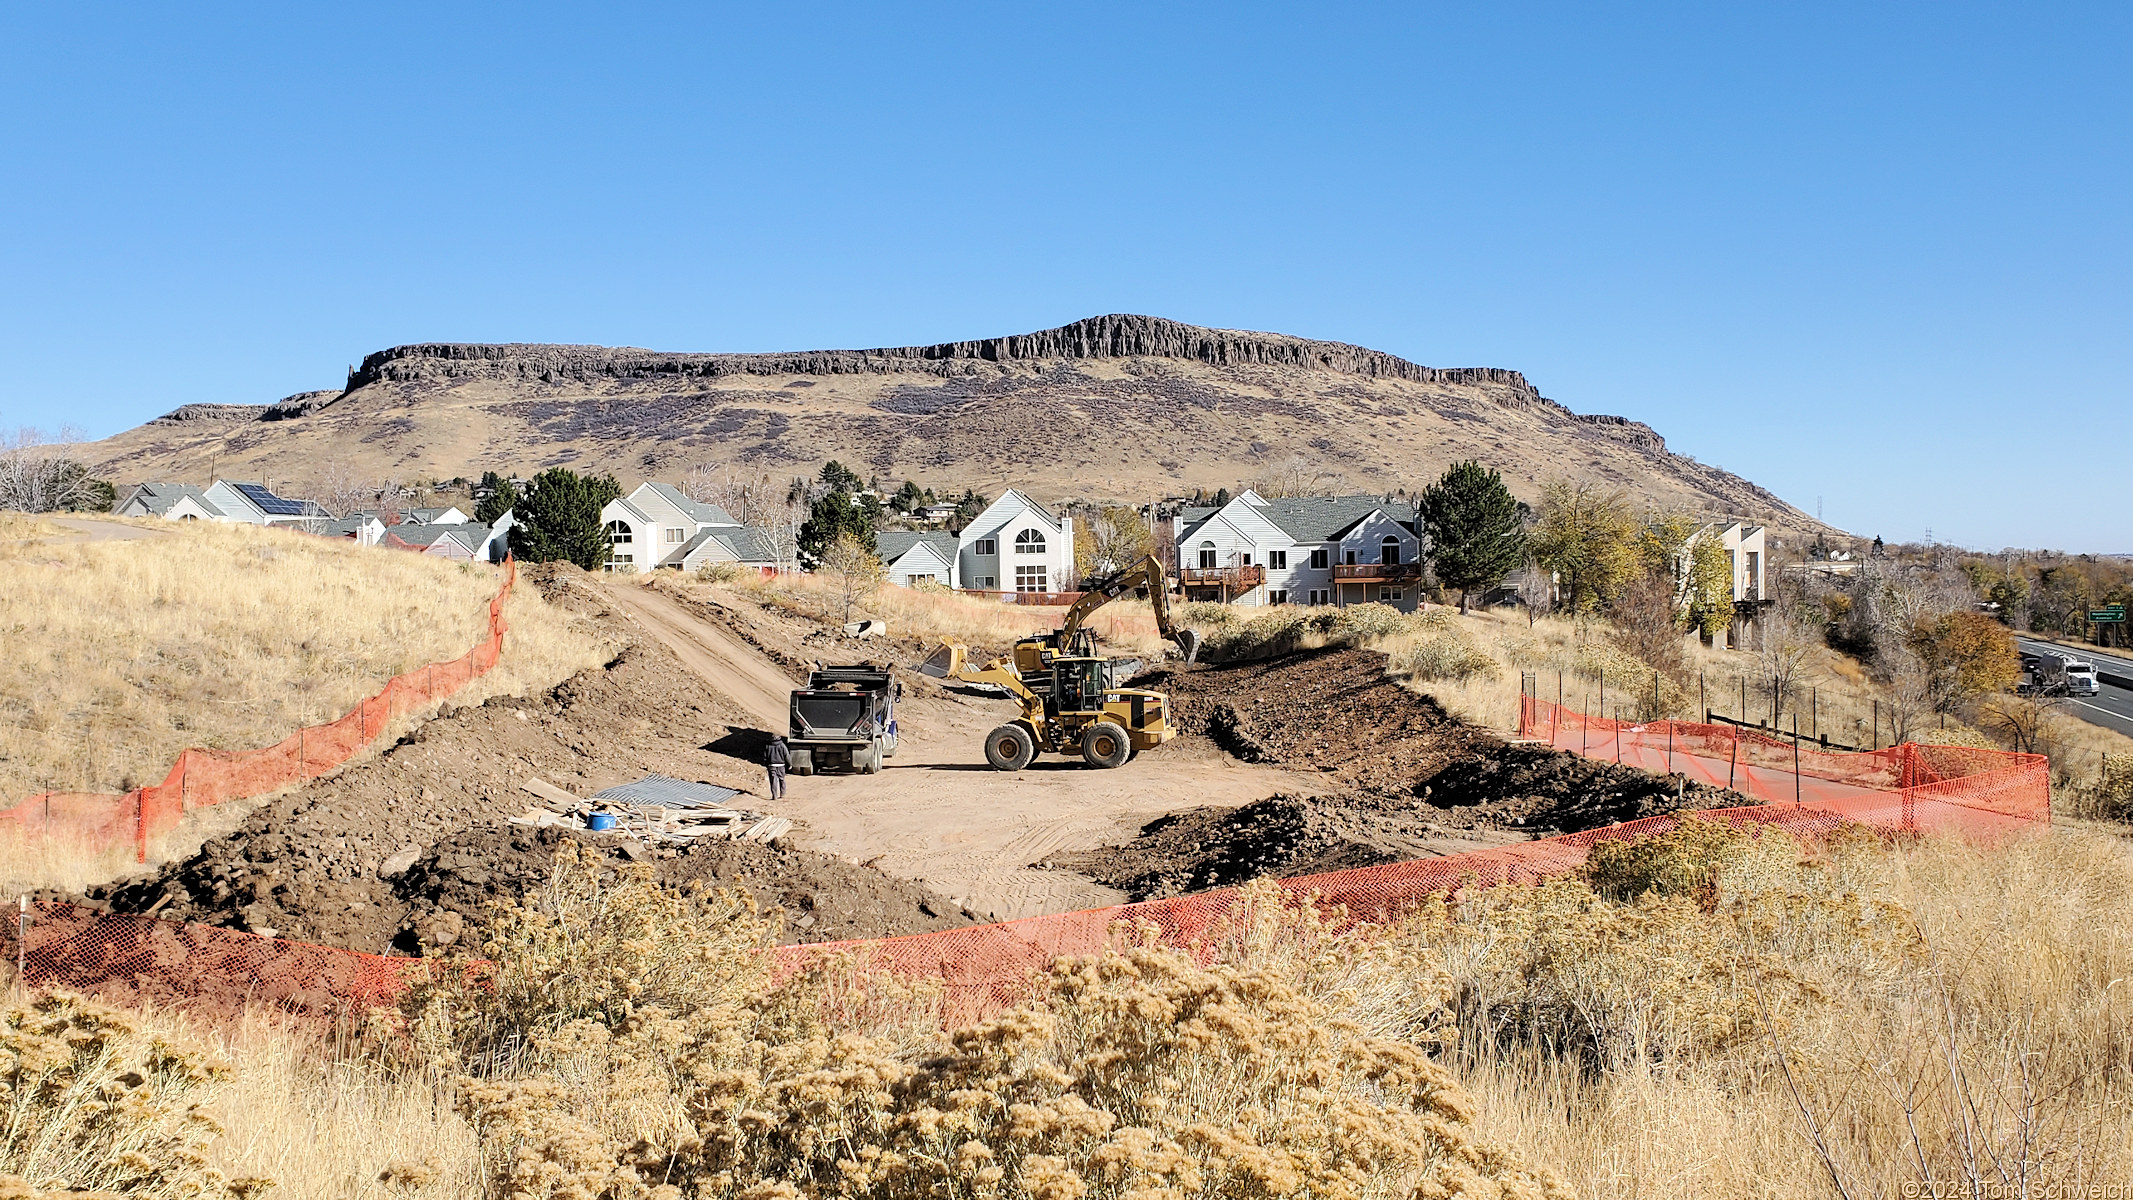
[1175,628,1201,665]
[918,640,966,679]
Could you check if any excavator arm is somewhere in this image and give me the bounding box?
[1057,554,1200,664]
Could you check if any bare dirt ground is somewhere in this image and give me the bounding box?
[608,580,1336,920]
[85,570,1745,954]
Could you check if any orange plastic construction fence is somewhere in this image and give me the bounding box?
[5,716,2049,1024]
[1515,693,2050,829]
[0,558,517,863]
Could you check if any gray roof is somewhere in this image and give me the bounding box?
[877,531,958,564]
[715,526,790,563]
[124,482,224,518]
[643,482,739,527]
[1178,495,1417,545]
[314,515,379,538]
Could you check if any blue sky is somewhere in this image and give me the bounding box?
[3,3,2126,550]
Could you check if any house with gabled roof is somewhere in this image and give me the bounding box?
[677,525,798,575]
[956,490,1074,595]
[201,480,329,526]
[116,482,227,522]
[314,514,387,547]
[599,482,742,571]
[1172,490,1426,611]
[878,531,960,588]
[381,521,508,562]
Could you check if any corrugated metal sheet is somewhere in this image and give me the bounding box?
[590,774,740,809]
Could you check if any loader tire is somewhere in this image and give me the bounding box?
[984,723,1037,772]
[1081,721,1132,769]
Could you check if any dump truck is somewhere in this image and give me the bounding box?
[920,555,1200,771]
[787,664,900,775]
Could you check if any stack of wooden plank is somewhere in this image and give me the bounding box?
[506,775,790,845]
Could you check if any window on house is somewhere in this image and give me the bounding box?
[1380,536,1400,565]
[1268,550,1288,570]
[1241,552,1253,566]
[1308,589,1330,605]
[605,521,632,545]
[1015,529,1046,554]
[977,575,997,589]
[665,527,684,543]
[1344,550,1357,565]
[1197,542,1217,569]
[974,538,997,556]
[1268,589,1289,605]
[612,552,634,565]
[1380,587,1403,603]
[1015,564,1049,592]
[1310,548,1328,569]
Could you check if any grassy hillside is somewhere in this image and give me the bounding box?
[0,518,597,802]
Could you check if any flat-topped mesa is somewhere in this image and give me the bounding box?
[348,314,1545,396]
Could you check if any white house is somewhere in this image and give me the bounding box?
[1683,520,1767,604]
[878,531,960,588]
[200,480,329,526]
[956,491,1074,595]
[678,526,798,575]
[381,521,510,562]
[600,482,742,571]
[116,483,226,522]
[1172,491,1426,612]
[316,514,387,547]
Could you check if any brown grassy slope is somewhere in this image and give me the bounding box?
[0,518,599,802]
[82,314,1826,532]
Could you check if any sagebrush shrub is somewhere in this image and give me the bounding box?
[0,993,266,1199]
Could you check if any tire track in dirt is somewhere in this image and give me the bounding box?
[603,581,799,730]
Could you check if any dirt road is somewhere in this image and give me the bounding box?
[605,579,1332,921]
[603,582,798,730]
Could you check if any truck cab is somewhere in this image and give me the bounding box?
[788,665,900,775]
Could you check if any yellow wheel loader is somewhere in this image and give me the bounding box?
[919,555,1201,771]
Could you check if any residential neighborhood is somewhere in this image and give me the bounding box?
[108,469,1796,628]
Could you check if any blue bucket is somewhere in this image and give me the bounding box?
[587,813,618,832]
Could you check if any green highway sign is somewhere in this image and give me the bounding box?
[2093,607,2127,623]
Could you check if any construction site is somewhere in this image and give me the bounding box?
[22,552,1784,965]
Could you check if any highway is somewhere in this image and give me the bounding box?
[2015,636,2133,740]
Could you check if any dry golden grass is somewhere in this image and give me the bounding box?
[11,820,2127,1199]
[0,520,595,802]
[716,571,1167,657]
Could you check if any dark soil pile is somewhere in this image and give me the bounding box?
[1081,646,1751,900]
[85,570,973,953]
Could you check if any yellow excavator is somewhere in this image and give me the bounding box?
[920,554,1201,770]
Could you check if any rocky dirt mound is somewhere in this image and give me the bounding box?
[85,570,973,952]
[1076,647,1751,900]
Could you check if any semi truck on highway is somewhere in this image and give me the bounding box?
[2034,651,2102,697]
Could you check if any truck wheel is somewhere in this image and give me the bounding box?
[984,723,1036,772]
[861,742,883,774]
[1081,721,1132,769]
[790,748,814,776]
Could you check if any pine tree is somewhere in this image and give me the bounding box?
[1419,461,1527,613]
[508,468,622,570]
[798,490,876,568]
[474,471,519,524]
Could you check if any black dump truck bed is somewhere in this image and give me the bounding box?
[787,665,899,775]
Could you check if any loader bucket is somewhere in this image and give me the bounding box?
[1175,628,1201,665]
[918,641,965,679]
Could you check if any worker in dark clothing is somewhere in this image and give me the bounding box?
[764,735,790,800]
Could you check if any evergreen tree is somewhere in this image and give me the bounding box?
[818,460,864,494]
[474,471,519,524]
[950,489,990,532]
[798,489,876,568]
[508,468,622,570]
[892,479,925,513]
[1419,461,1527,613]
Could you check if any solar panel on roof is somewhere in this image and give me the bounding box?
[235,482,308,516]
